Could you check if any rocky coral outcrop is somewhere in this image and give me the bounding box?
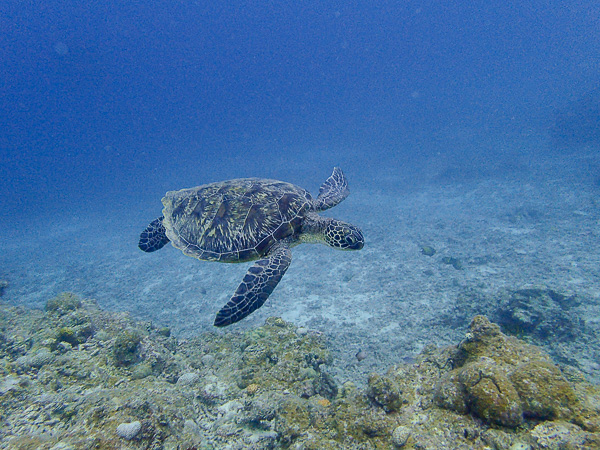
[433,315,582,428]
[362,315,600,448]
[0,295,599,449]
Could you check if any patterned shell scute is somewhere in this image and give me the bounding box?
[161,178,312,262]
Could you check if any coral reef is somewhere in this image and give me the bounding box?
[434,316,580,428]
[0,294,599,449]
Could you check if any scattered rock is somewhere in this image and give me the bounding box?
[420,246,436,256]
[177,372,200,386]
[200,353,215,366]
[391,425,411,447]
[182,418,201,438]
[131,363,152,380]
[0,376,21,395]
[157,326,171,337]
[441,256,463,270]
[355,349,368,361]
[16,348,55,369]
[116,420,141,440]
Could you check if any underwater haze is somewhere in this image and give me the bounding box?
[2,0,600,389]
[2,1,599,219]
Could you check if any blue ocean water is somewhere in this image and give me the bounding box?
[2,0,597,222]
[1,0,600,383]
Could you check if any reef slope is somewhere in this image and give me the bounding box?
[1,293,599,449]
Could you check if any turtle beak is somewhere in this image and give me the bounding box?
[344,228,364,250]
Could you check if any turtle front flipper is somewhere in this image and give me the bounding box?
[138,217,170,252]
[314,167,350,211]
[214,243,292,327]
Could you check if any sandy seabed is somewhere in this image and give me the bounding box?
[2,149,600,387]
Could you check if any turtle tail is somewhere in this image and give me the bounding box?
[139,217,170,252]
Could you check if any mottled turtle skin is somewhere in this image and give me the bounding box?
[139,167,364,327]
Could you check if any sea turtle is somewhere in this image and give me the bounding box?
[139,167,364,327]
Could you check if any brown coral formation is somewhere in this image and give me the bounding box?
[0,296,599,449]
[434,315,581,428]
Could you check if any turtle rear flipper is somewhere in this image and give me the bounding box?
[214,243,292,326]
[314,167,350,211]
[139,217,170,252]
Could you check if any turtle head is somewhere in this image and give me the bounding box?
[324,219,364,250]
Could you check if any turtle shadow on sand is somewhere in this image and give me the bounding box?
[138,167,364,326]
